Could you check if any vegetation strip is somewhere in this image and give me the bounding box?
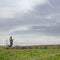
[31,53,60,60]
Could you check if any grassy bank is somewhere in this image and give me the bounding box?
[0,46,60,60]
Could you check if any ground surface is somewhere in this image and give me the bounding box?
[0,46,60,60]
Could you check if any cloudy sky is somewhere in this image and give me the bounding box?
[0,0,60,46]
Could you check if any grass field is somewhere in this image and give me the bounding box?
[0,46,60,60]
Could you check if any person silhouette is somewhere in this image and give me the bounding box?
[9,36,13,47]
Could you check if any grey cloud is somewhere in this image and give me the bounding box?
[31,23,60,36]
[48,0,60,9]
[0,0,60,36]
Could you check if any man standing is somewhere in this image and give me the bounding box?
[9,36,13,47]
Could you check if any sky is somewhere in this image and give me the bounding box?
[0,0,60,46]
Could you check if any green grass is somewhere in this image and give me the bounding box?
[0,47,60,60]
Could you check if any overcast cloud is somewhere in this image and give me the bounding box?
[0,0,60,45]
